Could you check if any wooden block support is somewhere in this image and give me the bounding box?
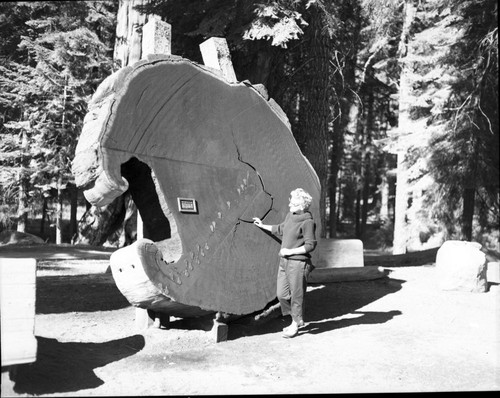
[141,16,172,59]
[199,37,237,83]
[0,258,38,367]
[135,308,170,331]
[135,308,154,331]
[212,320,229,343]
[314,239,364,268]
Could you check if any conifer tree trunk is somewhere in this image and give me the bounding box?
[114,0,151,68]
[55,175,63,244]
[299,5,332,237]
[462,187,475,240]
[16,130,29,233]
[379,174,390,224]
[69,184,78,243]
[16,172,27,233]
[361,91,375,238]
[393,0,417,254]
[40,197,47,238]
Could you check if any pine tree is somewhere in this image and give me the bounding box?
[0,1,117,241]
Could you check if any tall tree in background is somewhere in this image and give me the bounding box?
[392,0,417,254]
[0,1,116,242]
[336,0,400,243]
[75,0,154,246]
[411,0,499,242]
[1,0,497,251]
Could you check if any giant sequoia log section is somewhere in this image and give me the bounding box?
[72,54,321,315]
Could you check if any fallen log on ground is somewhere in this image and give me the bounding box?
[364,247,439,267]
[72,54,321,316]
[308,266,390,284]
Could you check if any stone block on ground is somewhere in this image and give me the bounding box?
[0,258,38,367]
[435,240,487,293]
[313,239,364,268]
[486,262,500,284]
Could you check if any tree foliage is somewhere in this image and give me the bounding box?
[0,1,117,234]
[399,0,498,245]
[0,0,497,251]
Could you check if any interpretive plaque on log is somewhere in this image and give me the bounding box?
[177,198,198,213]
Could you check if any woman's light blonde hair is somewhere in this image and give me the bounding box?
[290,188,313,210]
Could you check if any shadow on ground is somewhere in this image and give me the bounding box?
[227,276,405,340]
[36,274,130,314]
[134,276,406,340]
[7,335,145,395]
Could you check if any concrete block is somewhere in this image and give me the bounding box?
[0,258,38,367]
[314,239,364,268]
[487,262,499,284]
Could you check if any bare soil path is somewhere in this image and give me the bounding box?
[1,246,499,395]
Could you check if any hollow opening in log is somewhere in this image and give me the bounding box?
[120,157,182,264]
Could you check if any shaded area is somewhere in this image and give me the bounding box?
[8,335,145,395]
[121,157,171,241]
[227,276,405,340]
[36,274,130,314]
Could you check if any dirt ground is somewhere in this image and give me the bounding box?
[1,246,499,396]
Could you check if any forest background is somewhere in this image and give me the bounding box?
[0,0,498,256]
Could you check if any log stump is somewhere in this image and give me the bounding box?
[72,55,321,316]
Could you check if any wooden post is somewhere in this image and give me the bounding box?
[142,16,171,58]
[134,308,170,331]
[212,312,229,343]
[134,307,154,331]
[199,37,237,83]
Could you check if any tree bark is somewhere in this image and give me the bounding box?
[75,196,126,246]
[16,176,27,233]
[299,5,332,237]
[69,184,78,243]
[379,173,390,224]
[114,0,151,68]
[361,91,375,238]
[55,175,63,244]
[461,187,475,241]
[393,0,417,254]
[16,130,29,233]
[40,197,47,238]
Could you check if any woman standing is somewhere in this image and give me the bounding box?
[253,188,317,338]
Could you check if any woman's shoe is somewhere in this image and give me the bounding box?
[283,320,304,332]
[282,325,298,338]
